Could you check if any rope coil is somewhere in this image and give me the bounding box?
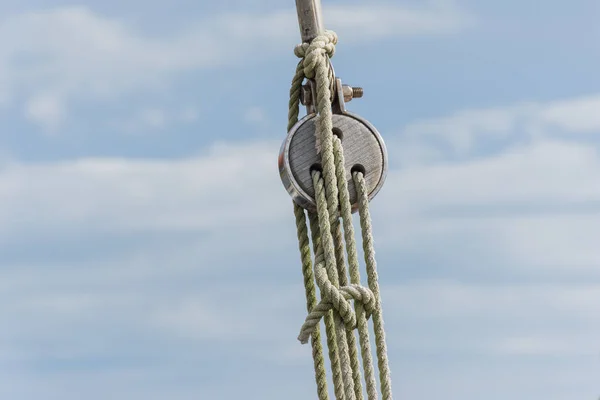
[288,31,393,400]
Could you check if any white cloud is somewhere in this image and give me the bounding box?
[0,3,472,129]
[136,108,167,129]
[383,93,600,207]
[242,106,268,126]
[383,280,600,321]
[539,94,600,132]
[326,1,474,42]
[386,140,600,208]
[149,283,305,343]
[178,106,199,123]
[0,140,289,240]
[24,92,65,131]
[380,280,600,361]
[397,94,600,163]
[375,94,600,273]
[494,336,586,356]
[116,106,199,133]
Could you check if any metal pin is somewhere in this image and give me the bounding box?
[295,0,324,43]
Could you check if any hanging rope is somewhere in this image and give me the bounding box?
[288,31,393,400]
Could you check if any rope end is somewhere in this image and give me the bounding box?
[298,334,310,344]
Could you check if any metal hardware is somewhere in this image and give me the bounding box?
[302,82,364,109]
[300,81,317,115]
[279,78,388,212]
[300,84,312,107]
[282,0,388,212]
[296,0,325,43]
[342,85,363,102]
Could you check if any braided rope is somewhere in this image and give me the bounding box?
[312,168,357,400]
[331,138,364,400]
[294,204,328,400]
[288,31,393,400]
[333,137,379,400]
[308,210,346,400]
[354,171,393,400]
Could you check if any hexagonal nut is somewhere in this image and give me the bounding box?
[342,85,354,103]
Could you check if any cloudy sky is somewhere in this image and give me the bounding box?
[0,0,599,399]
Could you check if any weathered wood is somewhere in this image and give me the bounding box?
[279,113,387,212]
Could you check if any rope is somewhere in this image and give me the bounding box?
[294,205,328,400]
[288,31,393,400]
[354,170,393,400]
[307,209,346,400]
[334,137,378,400]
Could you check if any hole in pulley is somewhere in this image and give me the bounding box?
[351,164,366,176]
[310,163,323,176]
[332,127,343,141]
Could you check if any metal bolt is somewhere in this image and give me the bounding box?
[342,85,364,103]
[302,82,363,107]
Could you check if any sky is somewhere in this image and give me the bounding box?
[0,0,599,399]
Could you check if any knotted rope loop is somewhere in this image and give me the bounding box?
[298,283,375,344]
[292,31,337,117]
[294,31,338,77]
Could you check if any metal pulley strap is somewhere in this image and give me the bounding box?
[278,1,394,399]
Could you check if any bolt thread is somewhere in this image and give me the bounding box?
[352,87,364,98]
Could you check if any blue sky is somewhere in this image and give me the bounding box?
[0,0,599,399]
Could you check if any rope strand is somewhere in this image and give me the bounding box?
[309,211,346,400]
[334,137,378,400]
[294,204,329,400]
[354,172,393,400]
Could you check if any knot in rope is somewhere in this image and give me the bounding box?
[298,283,375,344]
[294,31,337,79]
